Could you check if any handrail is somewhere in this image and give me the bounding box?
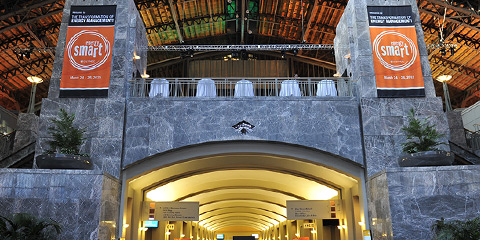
[128,77,356,98]
[0,131,16,158]
[465,128,480,151]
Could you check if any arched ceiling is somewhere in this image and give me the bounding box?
[125,140,363,233]
[1,0,480,111]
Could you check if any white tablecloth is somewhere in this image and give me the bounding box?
[149,78,169,98]
[196,78,217,97]
[316,80,337,96]
[234,80,254,97]
[279,80,302,96]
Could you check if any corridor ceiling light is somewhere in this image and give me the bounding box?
[181,234,185,237]
[295,233,300,237]
[123,224,129,228]
[358,222,364,226]
[166,231,171,235]
[27,76,43,83]
[436,74,452,82]
[309,186,339,200]
[337,226,342,230]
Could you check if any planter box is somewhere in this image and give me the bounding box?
[397,150,455,167]
[36,153,93,170]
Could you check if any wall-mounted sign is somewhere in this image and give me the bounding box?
[157,201,199,221]
[286,200,342,220]
[368,6,425,98]
[166,224,175,230]
[60,5,116,98]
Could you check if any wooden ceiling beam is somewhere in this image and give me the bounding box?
[0,0,60,22]
[167,0,184,43]
[0,9,62,35]
[420,0,480,20]
[429,54,480,79]
[419,7,480,33]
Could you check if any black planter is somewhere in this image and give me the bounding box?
[36,153,93,170]
[397,150,455,167]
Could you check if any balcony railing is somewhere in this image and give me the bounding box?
[128,77,355,98]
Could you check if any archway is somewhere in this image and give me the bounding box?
[119,141,369,240]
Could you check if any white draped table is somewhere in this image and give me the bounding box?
[316,80,337,96]
[196,78,217,97]
[149,78,169,97]
[279,80,302,96]
[234,80,254,97]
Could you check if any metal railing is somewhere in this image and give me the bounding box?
[465,129,480,151]
[0,131,15,159]
[128,77,355,98]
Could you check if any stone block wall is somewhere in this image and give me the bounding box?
[368,166,480,240]
[123,98,364,167]
[360,97,450,176]
[0,169,120,240]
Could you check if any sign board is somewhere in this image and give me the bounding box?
[60,5,116,98]
[157,201,199,221]
[286,200,342,220]
[367,6,425,98]
[303,223,315,229]
[144,220,158,228]
[166,224,175,230]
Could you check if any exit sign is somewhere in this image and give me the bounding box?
[303,223,315,229]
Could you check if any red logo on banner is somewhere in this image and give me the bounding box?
[66,30,111,71]
[372,30,418,71]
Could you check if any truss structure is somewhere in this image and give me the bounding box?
[147,44,335,51]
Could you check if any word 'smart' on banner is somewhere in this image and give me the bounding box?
[60,5,116,98]
[368,6,425,98]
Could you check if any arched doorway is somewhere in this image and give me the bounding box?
[119,141,369,240]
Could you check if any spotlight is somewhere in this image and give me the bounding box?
[450,46,455,55]
[281,50,286,59]
[293,48,298,56]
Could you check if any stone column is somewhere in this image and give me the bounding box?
[37,0,147,179]
[334,0,449,176]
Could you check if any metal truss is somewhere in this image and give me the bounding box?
[147,44,335,51]
[0,0,63,33]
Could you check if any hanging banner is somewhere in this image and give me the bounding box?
[60,5,116,98]
[368,6,425,97]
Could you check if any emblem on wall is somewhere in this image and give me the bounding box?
[232,120,255,135]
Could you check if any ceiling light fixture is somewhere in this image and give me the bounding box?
[436,74,452,82]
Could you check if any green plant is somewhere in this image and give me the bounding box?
[46,108,86,155]
[432,217,480,240]
[0,213,61,240]
[401,108,445,154]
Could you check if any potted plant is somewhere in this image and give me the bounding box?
[397,109,454,167]
[431,217,480,240]
[36,109,93,170]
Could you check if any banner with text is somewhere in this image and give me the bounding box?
[60,5,116,98]
[368,6,425,97]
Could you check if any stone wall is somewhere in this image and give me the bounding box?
[360,97,450,176]
[123,98,364,167]
[0,169,120,240]
[367,166,480,240]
